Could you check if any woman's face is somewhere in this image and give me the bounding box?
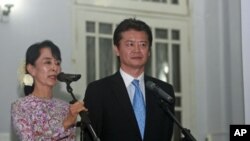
[28,47,61,88]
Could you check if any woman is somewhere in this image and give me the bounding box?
[11,40,87,141]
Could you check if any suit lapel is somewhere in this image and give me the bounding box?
[144,76,156,139]
[111,72,142,136]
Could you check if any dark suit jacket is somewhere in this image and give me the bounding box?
[84,71,175,141]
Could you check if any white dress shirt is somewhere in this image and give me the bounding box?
[119,68,146,104]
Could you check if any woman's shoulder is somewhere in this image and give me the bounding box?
[12,95,31,105]
[11,95,33,112]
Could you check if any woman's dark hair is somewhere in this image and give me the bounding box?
[24,40,61,96]
[113,18,152,48]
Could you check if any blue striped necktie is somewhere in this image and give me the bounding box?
[132,79,146,138]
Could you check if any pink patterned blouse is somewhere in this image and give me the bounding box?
[11,95,76,141]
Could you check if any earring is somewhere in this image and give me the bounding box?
[23,74,34,86]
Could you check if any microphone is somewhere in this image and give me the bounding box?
[146,81,174,104]
[57,72,81,83]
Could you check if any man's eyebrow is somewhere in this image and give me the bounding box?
[42,57,52,60]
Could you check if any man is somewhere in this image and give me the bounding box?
[84,18,175,141]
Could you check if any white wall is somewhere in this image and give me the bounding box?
[242,0,250,124]
[0,0,75,140]
[192,0,243,140]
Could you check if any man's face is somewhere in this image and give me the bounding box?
[114,29,150,72]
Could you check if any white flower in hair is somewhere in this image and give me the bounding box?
[17,60,34,86]
[23,74,34,86]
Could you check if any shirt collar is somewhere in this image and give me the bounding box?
[120,68,144,87]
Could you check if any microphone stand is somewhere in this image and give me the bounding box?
[64,81,100,141]
[159,100,197,141]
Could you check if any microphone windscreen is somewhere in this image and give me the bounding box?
[57,72,65,81]
[57,72,81,82]
[146,81,156,90]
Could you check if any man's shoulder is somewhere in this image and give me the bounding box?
[145,75,172,86]
[87,72,119,87]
